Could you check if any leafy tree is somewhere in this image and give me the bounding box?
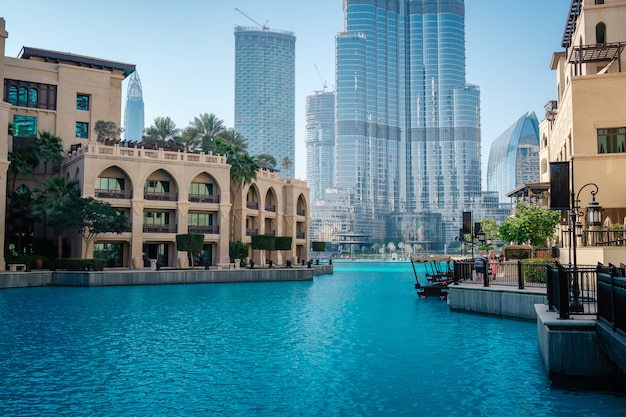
[229,240,248,264]
[33,131,64,174]
[143,116,181,146]
[257,153,276,170]
[94,120,123,145]
[176,233,205,268]
[69,197,130,258]
[499,203,560,247]
[189,113,225,153]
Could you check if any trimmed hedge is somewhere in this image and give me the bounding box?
[312,241,327,252]
[176,233,204,252]
[251,235,275,250]
[275,236,292,251]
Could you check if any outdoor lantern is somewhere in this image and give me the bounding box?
[586,197,602,227]
[477,231,485,243]
[575,220,583,237]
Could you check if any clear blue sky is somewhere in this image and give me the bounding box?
[2,0,570,184]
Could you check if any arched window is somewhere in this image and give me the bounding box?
[8,86,17,105]
[596,22,606,44]
[18,87,27,107]
[28,88,38,108]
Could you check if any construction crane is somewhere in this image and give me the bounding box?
[314,64,327,92]
[235,8,269,31]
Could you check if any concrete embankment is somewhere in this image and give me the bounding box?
[447,284,547,320]
[0,266,328,289]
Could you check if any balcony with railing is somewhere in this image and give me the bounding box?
[143,224,177,233]
[188,194,220,204]
[95,189,132,199]
[247,201,259,210]
[144,192,178,201]
[188,225,219,235]
[246,228,259,236]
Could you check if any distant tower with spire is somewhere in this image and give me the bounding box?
[123,71,144,141]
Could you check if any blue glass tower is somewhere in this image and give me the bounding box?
[487,112,540,203]
[234,26,296,178]
[305,91,335,200]
[335,0,481,244]
[123,71,144,142]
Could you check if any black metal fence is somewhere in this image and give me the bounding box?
[597,264,626,334]
[453,260,549,289]
[546,264,598,318]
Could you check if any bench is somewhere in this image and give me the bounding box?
[8,264,27,272]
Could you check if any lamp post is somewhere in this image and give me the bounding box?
[570,182,602,311]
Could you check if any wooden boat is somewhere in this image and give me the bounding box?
[410,256,454,299]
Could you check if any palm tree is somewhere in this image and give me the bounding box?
[189,113,225,154]
[34,176,80,257]
[8,146,39,193]
[219,141,259,238]
[281,155,293,173]
[6,187,40,255]
[217,128,248,151]
[142,117,181,146]
[34,131,64,175]
[179,126,200,152]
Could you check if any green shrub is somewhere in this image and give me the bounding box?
[55,258,106,271]
[521,258,551,283]
[312,241,327,252]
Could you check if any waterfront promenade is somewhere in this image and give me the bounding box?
[0,265,333,289]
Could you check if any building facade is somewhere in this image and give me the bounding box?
[305,91,335,201]
[487,112,540,203]
[333,0,481,247]
[123,71,145,142]
[540,0,626,265]
[234,26,296,178]
[0,18,310,270]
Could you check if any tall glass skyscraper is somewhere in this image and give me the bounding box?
[487,112,540,203]
[234,26,296,178]
[123,71,144,142]
[305,91,335,200]
[335,0,481,245]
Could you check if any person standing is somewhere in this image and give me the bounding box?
[488,250,498,280]
[475,251,487,282]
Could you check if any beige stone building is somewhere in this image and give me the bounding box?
[0,18,310,269]
[539,0,626,265]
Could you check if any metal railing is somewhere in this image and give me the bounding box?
[597,264,626,334]
[453,260,549,289]
[546,264,598,319]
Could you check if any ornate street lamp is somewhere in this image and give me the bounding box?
[570,182,601,312]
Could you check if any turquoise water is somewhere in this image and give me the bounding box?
[1,262,625,416]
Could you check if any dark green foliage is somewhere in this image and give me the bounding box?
[229,240,248,263]
[312,241,327,252]
[176,234,205,252]
[55,258,106,271]
[521,259,552,283]
[275,236,292,251]
[251,234,275,250]
[94,120,123,145]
